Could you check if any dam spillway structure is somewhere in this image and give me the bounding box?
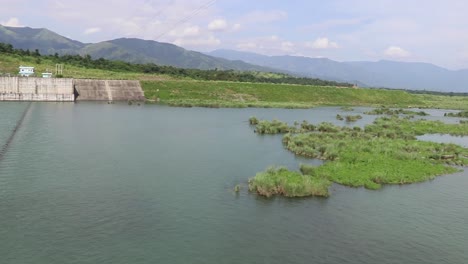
[73,79,145,101]
[0,77,145,102]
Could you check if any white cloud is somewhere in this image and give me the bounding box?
[241,10,288,24]
[173,35,221,47]
[305,17,368,31]
[1,17,23,27]
[232,23,241,31]
[384,46,411,57]
[306,37,339,49]
[83,27,101,35]
[169,26,202,38]
[236,42,257,50]
[281,41,295,52]
[235,35,297,55]
[208,19,228,31]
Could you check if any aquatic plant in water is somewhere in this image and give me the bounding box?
[445,110,468,118]
[247,114,468,197]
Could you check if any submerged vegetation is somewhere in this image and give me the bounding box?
[445,110,468,118]
[247,115,468,197]
[364,107,428,116]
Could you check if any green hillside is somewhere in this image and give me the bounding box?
[0,25,280,72]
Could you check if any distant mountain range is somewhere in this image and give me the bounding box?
[1,24,466,92]
[208,50,468,93]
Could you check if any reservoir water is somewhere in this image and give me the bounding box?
[1,102,467,264]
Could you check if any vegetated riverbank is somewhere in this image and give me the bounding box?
[2,47,467,110]
[248,114,468,197]
[142,80,468,110]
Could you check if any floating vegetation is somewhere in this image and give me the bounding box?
[340,106,355,111]
[247,115,468,197]
[345,115,362,122]
[248,166,331,197]
[445,110,468,118]
[460,120,468,124]
[364,107,428,116]
[338,114,362,122]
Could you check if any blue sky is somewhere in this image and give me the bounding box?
[1,0,468,69]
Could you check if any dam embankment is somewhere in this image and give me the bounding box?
[0,77,74,101]
[0,77,145,102]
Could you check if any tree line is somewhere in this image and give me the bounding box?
[0,42,353,87]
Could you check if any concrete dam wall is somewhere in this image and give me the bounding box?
[74,79,145,101]
[0,77,75,101]
[0,77,145,102]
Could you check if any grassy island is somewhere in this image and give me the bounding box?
[248,166,331,197]
[248,116,468,197]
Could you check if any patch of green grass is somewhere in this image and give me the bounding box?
[142,80,468,110]
[142,80,468,109]
[248,166,331,197]
[366,116,468,136]
[285,133,464,189]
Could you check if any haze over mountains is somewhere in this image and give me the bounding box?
[0,24,466,93]
[208,50,468,93]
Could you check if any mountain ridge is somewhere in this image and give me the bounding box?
[0,25,278,72]
[208,49,467,92]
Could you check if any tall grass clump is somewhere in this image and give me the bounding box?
[248,166,331,197]
[345,115,363,122]
[249,116,259,125]
[255,119,295,134]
